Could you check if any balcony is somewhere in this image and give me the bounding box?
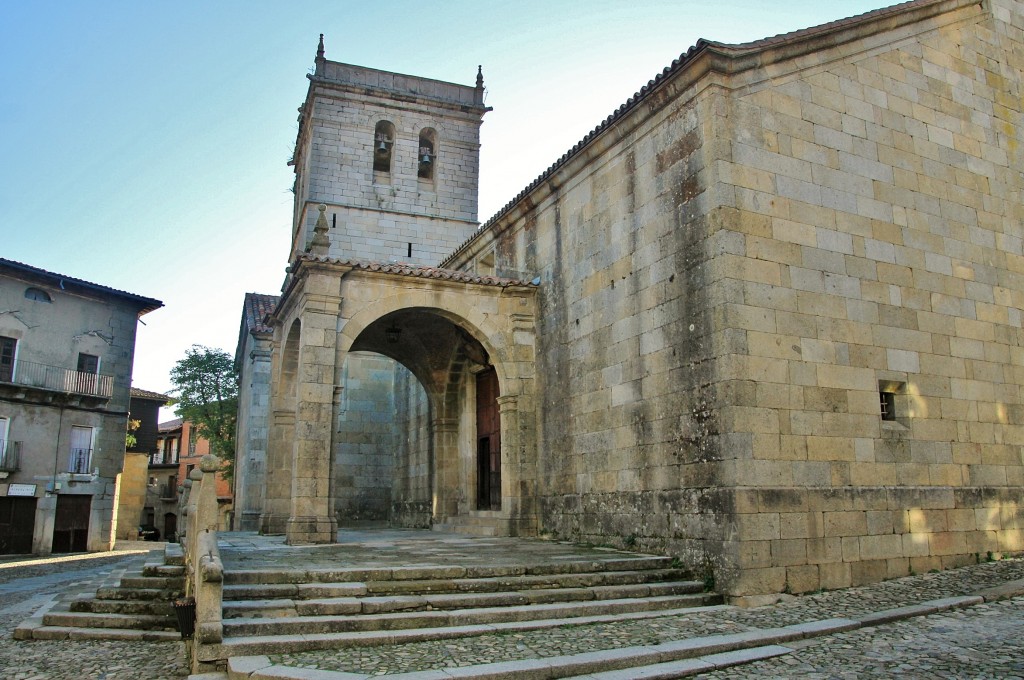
[0,439,21,478]
[69,447,92,474]
[1,360,113,399]
[149,451,179,466]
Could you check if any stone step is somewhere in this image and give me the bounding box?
[222,568,691,600]
[222,556,677,585]
[20,624,182,642]
[206,604,734,659]
[95,586,183,601]
[70,596,174,616]
[164,543,185,566]
[142,561,186,578]
[221,593,719,637]
[42,609,176,631]
[119,575,184,589]
[223,581,707,619]
[223,582,368,601]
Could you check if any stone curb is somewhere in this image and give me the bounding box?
[193,582,1024,680]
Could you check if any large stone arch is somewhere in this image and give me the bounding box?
[334,275,536,534]
[264,257,538,542]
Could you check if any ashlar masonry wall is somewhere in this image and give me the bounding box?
[711,0,1024,595]
[446,0,1024,597]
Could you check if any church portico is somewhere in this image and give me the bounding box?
[265,253,538,544]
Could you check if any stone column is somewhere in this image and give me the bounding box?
[260,409,294,535]
[286,287,340,544]
[431,417,460,523]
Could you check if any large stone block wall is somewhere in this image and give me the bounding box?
[299,202,478,266]
[294,85,482,262]
[234,336,272,531]
[447,1,1024,596]
[334,352,400,523]
[468,79,724,560]
[391,366,432,528]
[702,2,1024,595]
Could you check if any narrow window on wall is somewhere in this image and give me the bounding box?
[373,120,395,178]
[0,336,16,382]
[69,425,93,474]
[878,381,906,422]
[417,128,436,183]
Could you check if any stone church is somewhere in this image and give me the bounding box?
[233,0,1024,598]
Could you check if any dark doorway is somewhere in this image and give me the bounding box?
[52,495,90,553]
[0,497,37,554]
[164,512,177,543]
[475,368,501,510]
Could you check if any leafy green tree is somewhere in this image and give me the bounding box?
[169,345,238,480]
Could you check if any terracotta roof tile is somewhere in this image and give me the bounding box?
[243,292,279,335]
[299,255,538,288]
[130,387,171,402]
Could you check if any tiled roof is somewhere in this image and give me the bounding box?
[299,255,538,288]
[158,418,183,432]
[244,292,279,335]
[441,0,947,267]
[0,258,163,314]
[130,387,171,402]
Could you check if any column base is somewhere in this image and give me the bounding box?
[286,515,338,544]
[259,512,288,536]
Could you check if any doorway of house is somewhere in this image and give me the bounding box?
[0,497,37,554]
[52,494,90,553]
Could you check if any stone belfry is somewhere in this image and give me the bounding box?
[289,34,490,265]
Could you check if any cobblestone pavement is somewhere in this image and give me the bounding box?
[268,556,1024,677]
[697,597,1024,679]
[2,537,1022,679]
[0,548,188,680]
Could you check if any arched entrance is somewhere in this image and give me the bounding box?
[262,256,539,542]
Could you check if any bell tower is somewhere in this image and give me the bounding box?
[289,35,490,265]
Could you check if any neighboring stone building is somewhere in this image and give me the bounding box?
[153,418,231,535]
[0,258,161,554]
[113,387,170,542]
[237,0,1024,598]
[233,292,278,531]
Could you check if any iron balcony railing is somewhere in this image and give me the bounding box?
[150,451,178,466]
[69,447,92,474]
[2,359,113,398]
[0,439,21,472]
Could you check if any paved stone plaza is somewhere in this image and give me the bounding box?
[1,532,1022,678]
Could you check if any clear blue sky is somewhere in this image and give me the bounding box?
[0,1,889,412]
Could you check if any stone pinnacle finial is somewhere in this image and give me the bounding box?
[308,203,331,255]
[317,33,325,60]
[476,65,484,89]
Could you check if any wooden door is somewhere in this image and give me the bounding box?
[164,512,177,543]
[52,495,90,553]
[0,497,37,554]
[475,368,501,510]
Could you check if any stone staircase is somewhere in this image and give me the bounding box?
[202,554,722,659]
[14,544,186,641]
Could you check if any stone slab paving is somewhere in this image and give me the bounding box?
[218,530,670,572]
[0,547,188,679]
[257,554,1024,677]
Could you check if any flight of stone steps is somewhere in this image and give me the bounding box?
[205,554,722,658]
[14,545,186,641]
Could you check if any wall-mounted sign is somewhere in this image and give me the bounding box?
[7,483,37,497]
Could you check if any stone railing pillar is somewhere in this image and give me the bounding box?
[183,455,226,674]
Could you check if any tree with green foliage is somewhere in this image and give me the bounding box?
[169,345,238,481]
